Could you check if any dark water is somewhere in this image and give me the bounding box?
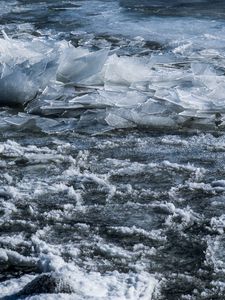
[120,0,225,18]
[1,1,225,299]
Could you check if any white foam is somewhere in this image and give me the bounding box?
[0,234,158,300]
[110,226,166,242]
[0,248,38,267]
[0,274,35,298]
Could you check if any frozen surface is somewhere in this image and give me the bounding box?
[1,132,225,299]
[1,1,225,299]
[0,1,225,132]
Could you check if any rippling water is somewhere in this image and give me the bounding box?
[1,1,225,299]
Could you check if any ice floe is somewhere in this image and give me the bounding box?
[0,27,225,133]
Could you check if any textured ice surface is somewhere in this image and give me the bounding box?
[1,1,225,299]
[0,5,225,132]
[0,137,160,299]
[1,133,225,299]
[1,268,157,299]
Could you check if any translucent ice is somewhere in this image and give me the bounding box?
[0,28,225,132]
[0,34,60,105]
[56,47,109,84]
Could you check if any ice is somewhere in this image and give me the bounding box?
[37,265,157,299]
[110,226,166,241]
[6,270,157,300]
[0,248,38,268]
[56,47,109,85]
[0,63,37,105]
[0,236,158,299]
[0,35,59,105]
[0,14,224,132]
[99,90,148,107]
[104,54,151,90]
[0,275,35,298]
[105,110,136,128]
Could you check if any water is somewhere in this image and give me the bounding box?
[1,1,225,299]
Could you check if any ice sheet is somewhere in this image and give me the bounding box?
[0,8,225,132]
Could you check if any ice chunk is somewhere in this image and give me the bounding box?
[99,90,148,107]
[154,88,180,105]
[104,97,185,130]
[105,109,136,128]
[191,62,217,76]
[104,54,151,90]
[0,36,59,105]
[0,66,37,105]
[56,47,108,84]
[175,88,214,110]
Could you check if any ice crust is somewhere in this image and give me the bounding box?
[1,1,225,299]
[0,29,225,132]
[0,140,159,300]
[1,133,225,299]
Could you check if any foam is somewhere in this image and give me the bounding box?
[0,238,158,299]
[0,275,35,298]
